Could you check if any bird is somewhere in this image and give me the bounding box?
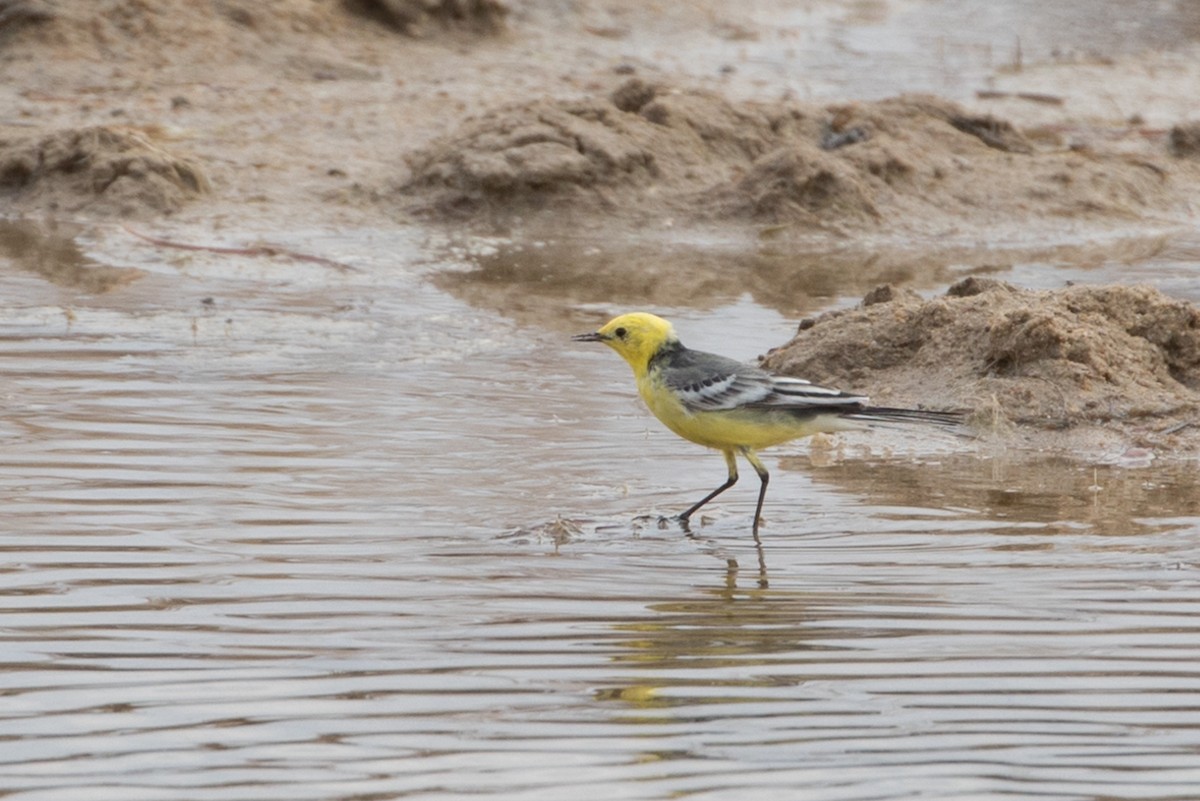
[573,311,964,536]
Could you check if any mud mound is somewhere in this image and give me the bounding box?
[0,0,357,63]
[344,0,508,35]
[0,0,497,63]
[404,80,1190,234]
[403,81,769,216]
[0,126,209,216]
[762,279,1200,451]
[403,79,880,224]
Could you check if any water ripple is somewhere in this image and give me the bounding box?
[2,228,1200,801]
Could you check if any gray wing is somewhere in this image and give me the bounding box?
[659,347,867,413]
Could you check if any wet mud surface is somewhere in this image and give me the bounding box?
[404,83,1196,236]
[766,278,1200,452]
[3,2,1200,800]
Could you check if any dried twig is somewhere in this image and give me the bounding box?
[975,90,1065,106]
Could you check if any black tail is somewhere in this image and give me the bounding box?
[842,406,966,428]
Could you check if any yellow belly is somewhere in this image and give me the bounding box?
[637,373,856,451]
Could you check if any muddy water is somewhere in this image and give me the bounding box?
[2,220,1200,801]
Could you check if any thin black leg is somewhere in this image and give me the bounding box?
[742,448,770,536]
[678,449,738,522]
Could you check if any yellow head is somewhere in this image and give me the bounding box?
[572,312,679,373]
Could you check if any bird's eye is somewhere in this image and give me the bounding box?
[613,326,627,339]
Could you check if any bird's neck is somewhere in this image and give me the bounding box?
[642,339,684,375]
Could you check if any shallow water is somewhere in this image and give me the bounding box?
[2,216,1200,801]
[630,0,1200,103]
[844,0,1200,101]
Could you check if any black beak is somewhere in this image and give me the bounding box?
[572,332,605,342]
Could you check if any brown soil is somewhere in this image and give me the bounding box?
[0,0,515,224]
[405,82,1195,236]
[762,279,1200,453]
[5,0,1198,238]
[0,126,208,216]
